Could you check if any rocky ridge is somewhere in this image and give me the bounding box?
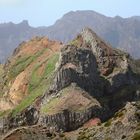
[0,28,140,140]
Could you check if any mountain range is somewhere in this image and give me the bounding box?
[0,27,140,140]
[0,10,140,63]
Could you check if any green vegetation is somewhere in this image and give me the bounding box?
[28,59,48,92]
[41,86,83,114]
[0,110,11,118]
[136,123,140,131]
[114,111,124,118]
[0,64,4,76]
[69,39,80,47]
[104,137,112,140]
[9,56,32,79]
[28,52,59,92]
[104,120,112,127]
[41,85,94,114]
[11,81,46,117]
[11,53,59,117]
[77,131,89,140]
[0,64,4,97]
[69,34,82,47]
[77,128,95,140]
[59,133,65,137]
[40,87,70,114]
[132,132,140,140]
[41,96,60,114]
[9,48,46,80]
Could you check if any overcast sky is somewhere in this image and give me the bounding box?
[0,0,140,27]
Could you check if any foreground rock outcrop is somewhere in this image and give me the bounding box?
[76,101,140,140]
[0,28,140,140]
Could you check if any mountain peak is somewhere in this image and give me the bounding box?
[81,27,101,43]
[80,27,114,58]
[69,28,129,76]
[18,20,29,26]
[81,27,98,37]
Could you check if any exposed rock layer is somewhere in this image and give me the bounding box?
[0,28,140,139]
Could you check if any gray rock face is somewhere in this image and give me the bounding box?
[52,44,104,97]
[77,102,140,140]
[0,118,8,134]
[0,106,39,135]
[81,28,140,93]
[40,28,140,132]
[1,28,140,138]
[39,106,102,132]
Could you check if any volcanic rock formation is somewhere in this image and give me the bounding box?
[0,28,140,140]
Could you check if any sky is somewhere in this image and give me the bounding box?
[0,0,140,27]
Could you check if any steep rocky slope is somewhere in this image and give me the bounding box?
[0,36,62,115]
[76,102,140,140]
[0,28,140,140]
[1,11,140,63]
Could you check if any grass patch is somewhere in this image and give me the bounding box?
[41,97,60,114]
[77,131,90,140]
[28,52,59,92]
[9,56,32,79]
[40,85,91,114]
[40,86,72,114]
[11,81,47,117]
[0,110,11,118]
[11,53,59,117]
[9,48,46,80]
[28,59,48,92]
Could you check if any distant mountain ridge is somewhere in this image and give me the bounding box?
[0,20,35,62]
[45,11,140,58]
[1,10,140,62]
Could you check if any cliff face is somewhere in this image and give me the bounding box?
[40,85,103,132]
[52,44,103,96]
[0,37,62,135]
[0,28,140,140]
[39,28,140,132]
